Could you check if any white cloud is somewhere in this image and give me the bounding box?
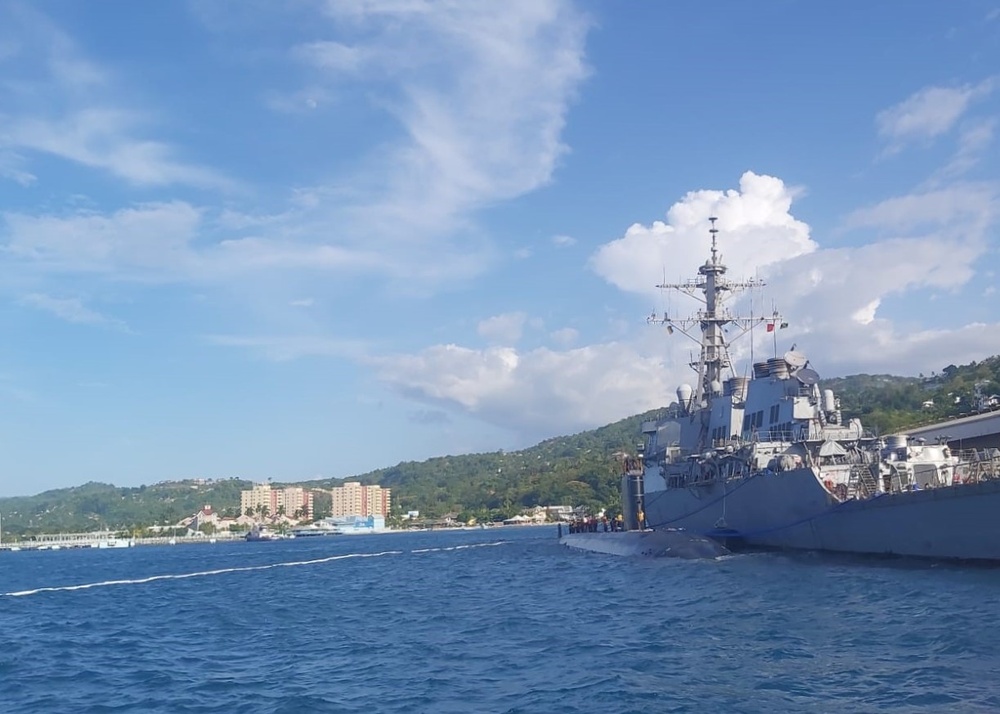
[0,150,36,186]
[7,110,233,189]
[2,2,592,316]
[3,202,202,277]
[590,171,816,300]
[844,183,997,232]
[550,327,578,345]
[552,234,576,247]
[934,119,997,181]
[373,341,671,436]
[477,312,527,344]
[289,298,314,308]
[291,1,591,251]
[0,7,232,189]
[370,172,997,441]
[850,299,880,325]
[19,292,130,331]
[1,199,500,296]
[876,79,997,152]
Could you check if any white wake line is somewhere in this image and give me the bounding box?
[3,541,508,598]
[411,541,505,554]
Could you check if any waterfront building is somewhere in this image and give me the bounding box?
[319,515,388,534]
[330,482,391,517]
[240,484,315,519]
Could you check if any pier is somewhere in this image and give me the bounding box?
[0,531,244,551]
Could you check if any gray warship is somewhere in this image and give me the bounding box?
[616,219,1000,561]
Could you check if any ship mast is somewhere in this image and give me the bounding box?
[649,217,767,407]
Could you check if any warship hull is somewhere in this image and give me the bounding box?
[644,470,1000,561]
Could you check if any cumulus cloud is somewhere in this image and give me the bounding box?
[590,171,816,301]
[370,171,1000,442]
[372,341,672,436]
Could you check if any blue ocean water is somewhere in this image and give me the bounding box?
[2,527,1000,713]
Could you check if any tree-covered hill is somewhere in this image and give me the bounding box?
[293,408,664,523]
[0,478,253,538]
[822,356,1000,434]
[2,355,998,536]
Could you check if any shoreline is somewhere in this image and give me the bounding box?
[0,521,557,551]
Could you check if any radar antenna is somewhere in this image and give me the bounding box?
[647,220,776,407]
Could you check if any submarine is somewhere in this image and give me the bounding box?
[559,528,731,559]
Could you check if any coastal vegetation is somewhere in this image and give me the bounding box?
[1,357,998,538]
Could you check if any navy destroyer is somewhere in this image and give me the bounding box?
[610,218,1000,561]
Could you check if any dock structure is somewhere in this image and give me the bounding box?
[0,530,135,550]
[905,408,1000,451]
[0,530,244,551]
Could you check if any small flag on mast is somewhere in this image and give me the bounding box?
[766,322,775,333]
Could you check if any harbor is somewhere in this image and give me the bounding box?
[0,530,245,551]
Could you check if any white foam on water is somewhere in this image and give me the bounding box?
[4,550,402,597]
[411,541,505,554]
[3,540,510,597]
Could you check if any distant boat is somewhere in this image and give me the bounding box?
[245,524,279,542]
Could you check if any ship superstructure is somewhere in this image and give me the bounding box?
[627,221,1000,561]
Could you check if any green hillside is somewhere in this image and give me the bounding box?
[823,356,1000,434]
[291,408,661,524]
[0,479,253,539]
[2,356,998,537]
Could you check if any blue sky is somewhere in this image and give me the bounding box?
[1,1,998,496]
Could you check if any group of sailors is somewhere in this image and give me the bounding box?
[566,514,625,533]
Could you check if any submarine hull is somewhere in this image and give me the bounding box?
[560,529,730,558]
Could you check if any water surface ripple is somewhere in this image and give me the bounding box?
[2,528,1000,713]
